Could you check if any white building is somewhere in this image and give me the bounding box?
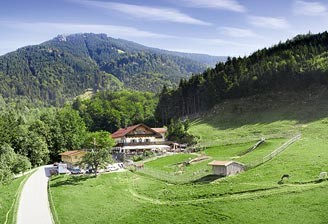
[111,124,170,155]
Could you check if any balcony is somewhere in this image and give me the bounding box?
[115,141,172,147]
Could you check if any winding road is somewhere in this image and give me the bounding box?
[17,165,53,224]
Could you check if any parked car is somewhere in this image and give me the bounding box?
[49,168,58,176]
[70,168,83,174]
[106,165,119,172]
[85,168,99,174]
[57,163,71,174]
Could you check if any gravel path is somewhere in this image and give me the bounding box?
[17,165,53,224]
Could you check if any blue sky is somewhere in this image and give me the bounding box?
[0,0,328,56]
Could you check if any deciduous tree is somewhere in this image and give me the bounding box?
[82,131,114,176]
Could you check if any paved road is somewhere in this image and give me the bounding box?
[17,165,53,224]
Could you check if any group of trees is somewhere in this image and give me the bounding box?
[0,89,161,183]
[72,90,158,133]
[0,98,89,184]
[156,32,328,123]
[166,119,198,145]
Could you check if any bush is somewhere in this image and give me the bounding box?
[132,155,143,162]
[143,151,154,158]
[167,118,198,145]
[0,168,13,185]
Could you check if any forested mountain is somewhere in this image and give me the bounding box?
[0,33,223,105]
[156,32,328,124]
[152,50,226,67]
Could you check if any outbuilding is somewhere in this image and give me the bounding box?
[208,160,245,176]
[59,150,86,169]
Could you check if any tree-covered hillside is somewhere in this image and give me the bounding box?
[72,90,158,133]
[156,32,328,124]
[0,89,159,184]
[0,33,223,105]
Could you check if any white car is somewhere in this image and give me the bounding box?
[57,163,71,174]
[106,165,119,172]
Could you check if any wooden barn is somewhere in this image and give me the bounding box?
[208,160,245,176]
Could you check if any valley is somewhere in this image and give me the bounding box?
[0,12,328,223]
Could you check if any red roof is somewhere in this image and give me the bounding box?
[111,124,166,139]
[111,124,140,138]
[59,150,85,156]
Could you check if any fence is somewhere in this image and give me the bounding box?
[246,134,302,169]
[238,138,265,156]
[136,166,211,184]
[202,130,298,148]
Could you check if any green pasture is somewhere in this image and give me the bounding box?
[50,90,328,223]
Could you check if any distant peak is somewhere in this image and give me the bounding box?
[55,34,68,42]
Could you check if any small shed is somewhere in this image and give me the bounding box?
[208,160,245,176]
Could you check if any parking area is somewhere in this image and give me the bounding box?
[50,162,126,176]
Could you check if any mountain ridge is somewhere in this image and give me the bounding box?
[0,33,225,105]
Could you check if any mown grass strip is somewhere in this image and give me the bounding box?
[129,179,328,206]
[5,170,36,224]
[48,179,60,224]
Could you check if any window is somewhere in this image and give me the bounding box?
[131,139,136,143]
[139,138,143,143]
[145,139,150,142]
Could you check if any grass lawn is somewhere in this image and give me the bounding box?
[49,89,328,223]
[50,172,328,224]
[146,153,197,172]
[0,175,29,224]
[50,121,328,223]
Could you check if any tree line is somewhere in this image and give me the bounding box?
[156,32,328,124]
[0,90,158,184]
[72,90,158,133]
[0,101,90,184]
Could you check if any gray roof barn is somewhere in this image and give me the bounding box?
[208,160,245,176]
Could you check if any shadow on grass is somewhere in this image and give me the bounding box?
[50,175,96,188]
[192,174,223,184]
[198,87,328,131]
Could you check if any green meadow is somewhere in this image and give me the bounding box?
[50,89,328,223]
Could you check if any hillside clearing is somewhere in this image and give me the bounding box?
[50,89,328,223]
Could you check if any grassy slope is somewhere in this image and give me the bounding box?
[0,176,27,224]
[50,87,328,223]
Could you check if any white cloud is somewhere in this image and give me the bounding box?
[164,37,259,56]
[293,0,327,16]
[0,20,173,38]
[75,0,211,26]
[184,37,259,48]
[220,27,258,37]
[248,16,290,29]
[181,0,246,12]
